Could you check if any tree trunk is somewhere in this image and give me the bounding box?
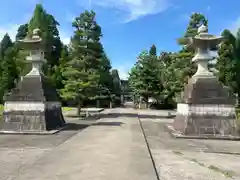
[96,100,100,108]
[237,93,240,107]
[77,102,82,117]
[145,97,149,109]
[109,101,112,108]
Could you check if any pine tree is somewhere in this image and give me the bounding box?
[0,34,18,102]
[149,44,157,56]
[216,29,236,93]
[184,13,208,38]
[1,47,19,93]
[61,10,103,114]
[97,52,113,106]
[129,46,163,107]
[0,33,13,59]
[52,44,70,91]
[16,24,28,40]
[235,29,240,104]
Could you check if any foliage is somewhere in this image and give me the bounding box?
[60,10,106,113]
[216,28,240,105]
[0,46,19,92]
[0,34,18,102]
[52,44,70,91]
[0,104,3,118]
[16,24,28,41]
[129,46,163,106]
[97,52,113,101]
[216,30,237,92]
[167,13,207,99]
[149,44,157,56]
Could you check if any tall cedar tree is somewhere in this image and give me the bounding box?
[28,4,62,78]
[149,44,157,56]
[52,44,70,91]
[97,52,113,104]
[0,34,18,102]
[235,29,240,104]
[61,10,103,114]
[216,30,236,92]
[216,28,240,104]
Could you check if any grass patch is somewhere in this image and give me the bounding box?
[208,165,235,178]
[62,107,74,112]
[0,104,3,119]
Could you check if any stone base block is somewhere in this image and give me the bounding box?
[166,125,240,140]
[172,103,237,137]
[0,102,66,132]
[0,127,65,135]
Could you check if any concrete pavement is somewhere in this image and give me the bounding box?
[1,108,240,180]
[1,108,157,180]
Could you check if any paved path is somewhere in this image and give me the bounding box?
[2,109,157,180]
[1,108,240,180]
[140,117,240,180]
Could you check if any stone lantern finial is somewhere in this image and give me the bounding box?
[197,24,208,34]
[32,28,41,39]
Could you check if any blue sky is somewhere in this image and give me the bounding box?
[0,0,240,79]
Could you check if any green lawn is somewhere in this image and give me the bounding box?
[62,107,74,112]
[0,105,3,119]
[0,104,3,113]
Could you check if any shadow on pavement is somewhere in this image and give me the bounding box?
[64,123,89,131]
[64,121,124,131]
[99,113,175,119]
[92,122,124,126]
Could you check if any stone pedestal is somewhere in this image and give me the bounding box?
[0,75,65,134]
[171,76,237,137]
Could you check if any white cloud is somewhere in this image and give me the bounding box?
[78,0,171,23]
[61,37,71,45]
[59,29,71,45]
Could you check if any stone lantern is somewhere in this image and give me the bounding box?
[0,29,65,134]
[168,24,237,138]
